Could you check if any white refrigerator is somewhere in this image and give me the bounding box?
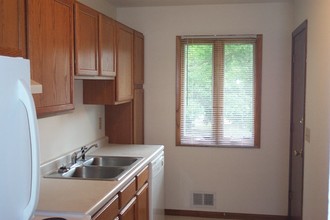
[0,56,40,220]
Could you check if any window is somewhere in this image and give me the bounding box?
[176,35,262,148]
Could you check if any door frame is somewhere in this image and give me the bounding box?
[288,20,308,219]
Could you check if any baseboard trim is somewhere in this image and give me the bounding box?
[165,209,288,220]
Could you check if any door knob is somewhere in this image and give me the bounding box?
[294,149,303,157]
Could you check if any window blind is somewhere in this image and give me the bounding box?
[176,35,262,147]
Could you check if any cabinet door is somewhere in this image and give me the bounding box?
[119,197,137,220]
[93,195,119,220]
[75,2,99,76]
[133,31,144,85]
[133,88,144,144]
[28,0,74,116]
[99,14,116,77]
[116,22,133,103]
[137,183,149,220]
[0,0,26,57]
[105,102,133,144]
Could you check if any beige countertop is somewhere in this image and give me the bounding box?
[36,143,164,217]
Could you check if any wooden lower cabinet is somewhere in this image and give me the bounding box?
[119,178,137,209]
[93,195,119,220]
[137,183,149,220]
[93,166,149,220]
[136,166,149,220]
[119,197,137,220]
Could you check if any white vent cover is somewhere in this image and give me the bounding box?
[192,192,215,207]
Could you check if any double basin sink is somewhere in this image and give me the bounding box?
[45,156,142,181]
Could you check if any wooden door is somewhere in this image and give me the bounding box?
[116,22,133,103]
[99,14,116,77]
[288,20,307,220]
[28,0,74,116]
[0,0,26,57]
[75,2,99,76]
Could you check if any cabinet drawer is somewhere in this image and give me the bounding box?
[137,183,149,220]
[93,195,119,220]
[136,166,149,190]
[119,178,136,209]
[119,196,136,220]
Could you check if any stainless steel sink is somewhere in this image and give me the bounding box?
[44,156,142,181]
[63,166,126,180]
[83,156,140,167]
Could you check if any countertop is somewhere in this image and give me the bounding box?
[35,143,164,217]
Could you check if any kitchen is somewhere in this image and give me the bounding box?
[1,0,330,220]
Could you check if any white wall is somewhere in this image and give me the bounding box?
[38,81,104,163]
[117,2,293,215]
[38,0,116,164]
[77,0,116,18]
[293,0,330,219]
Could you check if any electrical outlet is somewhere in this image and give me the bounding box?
[98,117,102,130]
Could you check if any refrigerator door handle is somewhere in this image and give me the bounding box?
[18,79,40,219]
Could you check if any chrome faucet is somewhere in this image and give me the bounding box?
[71,144,98,164]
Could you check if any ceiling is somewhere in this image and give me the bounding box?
[106,0,290,7]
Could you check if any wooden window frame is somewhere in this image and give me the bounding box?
[176,35,262,148]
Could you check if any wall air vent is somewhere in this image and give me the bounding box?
[192,192,215,208]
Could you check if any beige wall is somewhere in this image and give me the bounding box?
[77,0,116,18]
[117,2,293,215]
[38,0,116,164]
[38,81,105,163]
[293,0,330,219]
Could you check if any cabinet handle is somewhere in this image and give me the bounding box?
[119,197,137,216]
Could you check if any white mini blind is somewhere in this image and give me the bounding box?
[176,35,262,147]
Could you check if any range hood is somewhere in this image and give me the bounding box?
[31,79,42,94]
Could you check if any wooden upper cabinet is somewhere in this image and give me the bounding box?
[75,3,116,78]
[116,22,134,103]
[133,88,144,144]
[133,31,144,85]
[83,21,133,105]
[99,14,116,77]
[28,0,74,116]
[0,0,26,57]
[74,2,99,76]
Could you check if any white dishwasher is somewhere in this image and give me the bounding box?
[149,152,165,220]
